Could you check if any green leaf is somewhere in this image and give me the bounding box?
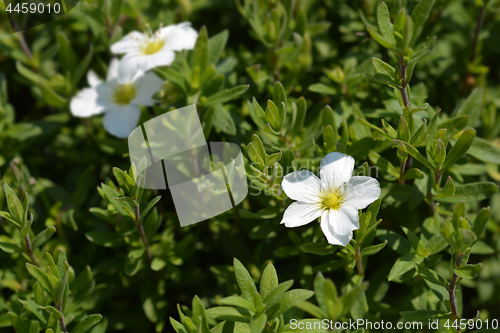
[192,296,209,333]
[340,282,369,317]
[403,168,423,180]
[212,104,236,135]
[262,280,294,304]
[8,312,30,333]
[72,314,103,333]
[192,26,209,74]
[139,196,161,223]
[308,83,337,95]
[56,32,76,74]
[438,116,470,135]
[101,184,133,219]
[0,240,24,254]
[361,240,388,256]
[407,37,436,64]
[220,296,255,311]
[388,253,424,281]
[368,150,400,179]
[434,182,498,203]
[250,313,267,333]
[367,26,404,55]
[204,85,249,106]
[208,30,229,65]
[266,289,315,319]
[112,168,134,196]
[29,320,39,333]
[368,72,402,89]
[153,68,187,95]
[471,207,491,239]
[455,87,484,127]
[206,306,251,323]
[432,176,455,198]
[441,128,476,172]
[39,82,67,107]
[273,81,287,109]
[85,231,125,247]
[31,227,56,248]
[372,57,395,76]
[26,264,55,299]
[400,310,450,322]
[289,98,306,137]
[300,242,336,256]
[410,0,435,46]
[466,137,500,164]
[260,263,278,299]
[40,306,63,320]
[454,263,482,279]
[377,2,396,44]
[414,261,448,287]
[394,140,435,171]
[233,258,259,304]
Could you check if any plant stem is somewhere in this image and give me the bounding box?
[448,253,464,330]
[56,303,68,332]
[463,2,487,94]
[134,204,153,265]
[398,160,406,185]
[12,21,33,59]
[24,235,39,267]
[355,246,364,276]
[399,56,410,107]
[469,3,486,66]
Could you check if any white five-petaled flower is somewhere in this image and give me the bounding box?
[110,22,198,81]
[70,58,163,138]
[281,152,381,246]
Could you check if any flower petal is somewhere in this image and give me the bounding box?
[107,58,121,82]
[282,170,322,204]
[132,72,164,106]
[87,70,102,87]
[281,202,322,228]
[118,50,175,81]
[110,31,144,54]
[320,152,354,190]
[344,176,381,209]
[323,204,359,235]
[160,22,198,51]
[103,105,141,138]
[320,213,353,246]
[70,87,104,117]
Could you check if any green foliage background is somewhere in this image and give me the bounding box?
[0,0,500,332]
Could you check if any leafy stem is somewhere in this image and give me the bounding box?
[355,244,364,276]
[23,234,39,267]
[448,253,464,330]
[399,55,410,107]
[56,302,68,333]
[133,204,153,265]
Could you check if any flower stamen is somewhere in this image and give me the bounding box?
[113,83,136,105]
[320,189,344,210]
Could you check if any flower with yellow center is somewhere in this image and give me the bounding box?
[70,59,164,138]
[110,22,198,81]
[280,152,381,246]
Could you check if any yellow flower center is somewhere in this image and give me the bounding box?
[113,83,136,105]
[320,190,344,210]
[141,38,165,55]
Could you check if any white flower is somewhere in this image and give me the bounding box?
[280,152,381,246]
[110,22,198,80]
[70,59,163,138]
